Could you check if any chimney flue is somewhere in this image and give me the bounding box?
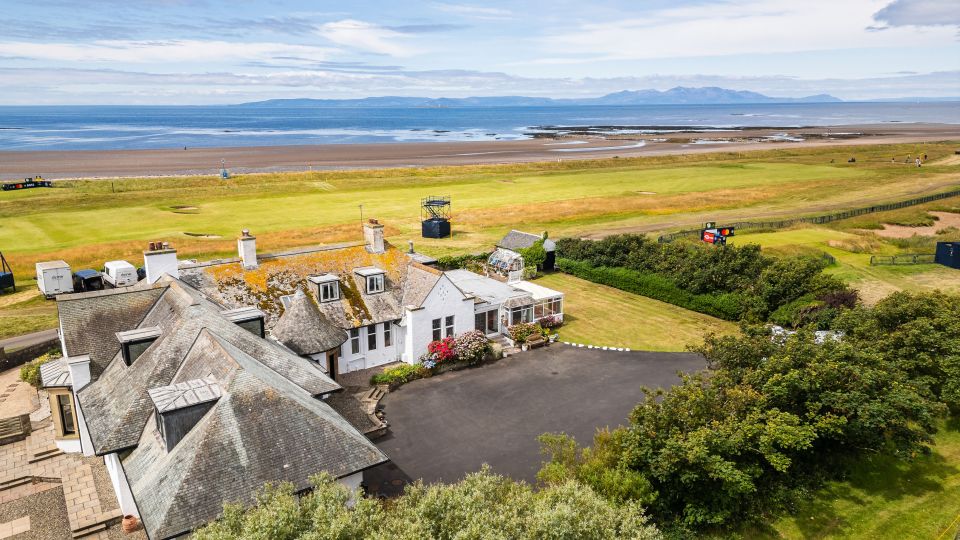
[238,229,258,270]
[144,241,179,283]
[408,240,415,254]
[363,218,385,254]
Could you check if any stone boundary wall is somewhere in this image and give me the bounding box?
[0,338,60,372]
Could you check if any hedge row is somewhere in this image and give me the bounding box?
[556,258,743,320]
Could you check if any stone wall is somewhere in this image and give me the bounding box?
[0,338,60,372]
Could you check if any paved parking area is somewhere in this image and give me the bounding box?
[367,345,705,493]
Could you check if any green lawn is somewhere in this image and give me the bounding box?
[1,141,957,280]
[741,421,960,540]
[535,272,736,352]
[0,285,58,341]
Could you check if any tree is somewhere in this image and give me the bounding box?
[194,468,662,540]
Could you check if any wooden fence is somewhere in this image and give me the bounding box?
[869,254,936,266]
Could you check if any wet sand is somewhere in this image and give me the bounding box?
[1,122,958,180]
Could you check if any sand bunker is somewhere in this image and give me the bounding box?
[182,232,221,239]
[873,211,960,238]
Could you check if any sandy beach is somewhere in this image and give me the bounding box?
[2,122,958,180]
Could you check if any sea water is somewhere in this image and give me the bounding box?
[0,102,957,151]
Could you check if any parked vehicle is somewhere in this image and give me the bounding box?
[36,260,73,298]
[103,260,138,288]
[73,269,105,292]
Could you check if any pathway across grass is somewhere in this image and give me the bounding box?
[535,272,736,352]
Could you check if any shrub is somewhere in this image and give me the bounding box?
[508,322,541,343]
[454,330,489,365]
[19,351,60,388]
[426,336,457,365]
[369,363,423,386]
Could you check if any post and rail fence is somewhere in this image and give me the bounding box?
[657,187,960,243]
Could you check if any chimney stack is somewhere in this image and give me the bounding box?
[408,240,415,254]
[144,241,179,284]
[238,229,257,270]
[363,218,385,254]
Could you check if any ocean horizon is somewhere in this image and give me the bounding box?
[1,101,958,152]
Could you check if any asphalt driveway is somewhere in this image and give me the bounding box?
[367,344,705,493]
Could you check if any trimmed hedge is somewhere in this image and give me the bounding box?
[556,258,743,320]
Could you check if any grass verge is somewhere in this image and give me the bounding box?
[535,272,736,351]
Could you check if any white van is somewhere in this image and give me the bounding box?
[36,260,73,298]
[103,260,138,288]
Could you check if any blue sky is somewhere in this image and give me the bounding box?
[0,0,958,104]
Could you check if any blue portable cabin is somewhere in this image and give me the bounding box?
[935,242,960,269]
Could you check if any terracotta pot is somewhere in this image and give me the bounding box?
[122,515,139,533]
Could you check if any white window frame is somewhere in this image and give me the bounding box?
[384,322,392,347]
[444,315,455,338]
[368,325,378,351]
[432,318,442,342]
[350,328,361,355]
[367,274,385,294]
[319,281,340,302]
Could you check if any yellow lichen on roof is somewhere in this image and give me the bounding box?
[206,243,407,292]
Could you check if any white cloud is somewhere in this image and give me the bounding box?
[317,20,419,57]
[0,39,338,64]
[541,0,956,61]
[432,3,513,20]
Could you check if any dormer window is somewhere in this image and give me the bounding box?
[148,376,221,451]
[116,327,162,366]
[309,274,340,303]
[367,274,384,293]
[220,306,265,338]
[354,267,386,294]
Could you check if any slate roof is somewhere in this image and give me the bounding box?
[496,230,543,251]
[180,242,413,329]
[123,330,387,540]
[57,284,167,378]
[59,275,387,539]
[400,262,443,308]
[272,289,347,355]
[75,277,341,455]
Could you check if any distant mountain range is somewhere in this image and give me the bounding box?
[236,86,843,108]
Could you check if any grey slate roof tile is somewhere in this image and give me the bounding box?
[272,289,347,355]
[496,230,542,251]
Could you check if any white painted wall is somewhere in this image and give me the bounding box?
[144,249,179,284]
[401,275,474,363]
[238,236,257,270]
[55,438,81,453]
[105,453,140,518]
[338,322,400,373]
[66,356,94,457]
[338,471,363,507]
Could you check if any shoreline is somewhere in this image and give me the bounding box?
[2,122,959,180]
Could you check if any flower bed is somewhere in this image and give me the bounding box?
[370,330,496,389]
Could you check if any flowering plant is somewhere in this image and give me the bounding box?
[538,315,562,330]
[427,336,457,364]
[454,330,490,365]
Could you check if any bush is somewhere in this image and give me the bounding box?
[369,363,424,386]
[19,351,60,388]
[454,330,490,365]
[194,468,662,540]
[508,322,541,344]
[436,252,490,271]
[425,336,457,368]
